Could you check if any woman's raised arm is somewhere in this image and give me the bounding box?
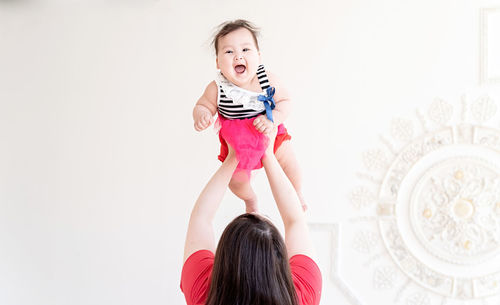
[261,133,315,259]
[183,149,238,262]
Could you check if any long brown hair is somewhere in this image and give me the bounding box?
[206,213,299,305]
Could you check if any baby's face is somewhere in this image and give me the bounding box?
[216,28,261,88]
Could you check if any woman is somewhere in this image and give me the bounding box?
[181,130,322,305]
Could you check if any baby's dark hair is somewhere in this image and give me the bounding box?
[212,19,260,55]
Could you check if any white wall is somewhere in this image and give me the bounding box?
[1,1,500,304]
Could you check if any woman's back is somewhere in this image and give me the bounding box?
[182,128,321,305]
[181,244,321,305]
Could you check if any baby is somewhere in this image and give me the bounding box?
[193,19,306,213]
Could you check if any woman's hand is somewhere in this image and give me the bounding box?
[253,115,275,134]
[263,126,278,158]
[227,141,236,160]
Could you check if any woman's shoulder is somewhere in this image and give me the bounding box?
[184,249,214,265]
[289,254,322,305]
[180,250,215,305]
[290,254,320,270]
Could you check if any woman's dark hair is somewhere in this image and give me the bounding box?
[212,19,260,55]
[206,213,299,305]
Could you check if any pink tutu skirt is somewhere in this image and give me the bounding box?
[217,115,291,180]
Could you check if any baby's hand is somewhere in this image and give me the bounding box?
[194,108,214,131]
[253,115,275,134]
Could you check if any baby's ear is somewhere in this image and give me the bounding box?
[216,57,219,69]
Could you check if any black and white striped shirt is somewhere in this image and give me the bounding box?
[217,65,271,119]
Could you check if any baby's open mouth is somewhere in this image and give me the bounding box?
[234,65,246,73]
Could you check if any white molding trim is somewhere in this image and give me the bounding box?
[480,7,500,85]
[309,223,365,305]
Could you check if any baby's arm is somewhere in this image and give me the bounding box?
[253,71,292,133]
[193,81,218,131]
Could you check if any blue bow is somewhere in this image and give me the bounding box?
[257,87,276,122]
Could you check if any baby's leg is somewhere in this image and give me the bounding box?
[274,141,308,211]
[229,171,258,213]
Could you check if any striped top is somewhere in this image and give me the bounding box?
[216,65,271,119]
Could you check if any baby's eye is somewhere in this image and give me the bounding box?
[225,50,233,54]
[243,48,250,52]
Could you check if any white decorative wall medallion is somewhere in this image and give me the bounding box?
[349,95,500,305]
[409,157,500,265]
